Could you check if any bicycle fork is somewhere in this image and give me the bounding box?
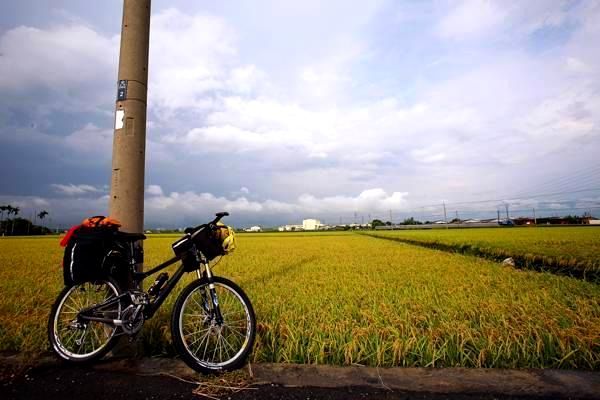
[197,263,224,325]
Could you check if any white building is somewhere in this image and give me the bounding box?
[245,226,261,232]
[278,224,303,231]
[302,219,322,230]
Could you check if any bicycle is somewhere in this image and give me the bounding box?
[47,212,256,374]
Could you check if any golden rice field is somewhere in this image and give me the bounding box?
[364,227,600,281]
[0,231,599,369]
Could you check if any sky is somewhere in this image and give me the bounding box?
[0,0,599,228]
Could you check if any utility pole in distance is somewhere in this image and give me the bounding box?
[443,202,448,228]
[110,0,151,279]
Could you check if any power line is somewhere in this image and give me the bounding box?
[510,164,600,198]
[414,187,600,209]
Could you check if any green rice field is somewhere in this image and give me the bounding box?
[0,230,599,369]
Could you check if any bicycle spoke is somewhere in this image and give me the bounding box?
[211,334,220,363]
[223,318,246,325]
[63,302,79,313]
[63,328,78,348]
[221,332,237,357]
[201,329,212,361]
[91,324,103,348]
[218,333,224,362]
[191,296,206,312]
[185,313,209,318]
[188,328,211,350]
[184,327,211,339]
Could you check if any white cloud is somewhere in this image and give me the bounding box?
[154,188,406,214]
[519,88,598,145]
[437,0,507,40]
[410,148,447,163]
[51,184,104,196]
[146,185,164,196]
[0,25,117,90]
[0,9,262,115]
[566,57,591,73]
[149,9,238,111]
[0,24,118,114]
[64,123,113,155]
[226,65,266,94]
[294,189,408,213]
[436,0,572,41]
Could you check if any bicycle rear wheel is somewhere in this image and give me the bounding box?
[48,279,121,362]
[171,276,256,374]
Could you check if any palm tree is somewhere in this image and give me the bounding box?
[2,205,13,235]
[11,206,20,235]
[38,210,49,233]
[0,205,7,234]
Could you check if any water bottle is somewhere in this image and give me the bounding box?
[148,272,169,296]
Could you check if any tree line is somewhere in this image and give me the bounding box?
[0,204,50,235]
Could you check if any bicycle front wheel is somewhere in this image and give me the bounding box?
[171,277,256,374]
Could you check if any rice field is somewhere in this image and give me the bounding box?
[364,227,600,281]
[0,231,599,369]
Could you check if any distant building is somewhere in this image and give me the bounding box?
[279,224,303,231]
[513,217,535,225]
[481,218,500,223]
[245,226,261,232]
[302,219,322,230]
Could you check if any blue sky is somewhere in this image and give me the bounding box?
[0,0,599,228]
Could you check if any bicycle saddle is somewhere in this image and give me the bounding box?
[115,232,146,241]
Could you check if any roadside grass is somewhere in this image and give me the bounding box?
[0,232,598,369]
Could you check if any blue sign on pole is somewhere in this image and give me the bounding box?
[117,80,128,101]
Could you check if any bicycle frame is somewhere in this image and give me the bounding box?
[78,253,216,327]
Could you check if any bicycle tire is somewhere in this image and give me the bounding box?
[47,278,122,363]
[171,276,256,374]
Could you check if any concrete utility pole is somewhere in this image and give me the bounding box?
[110,0,151,278]
[110,0,151,236]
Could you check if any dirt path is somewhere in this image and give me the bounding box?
[1,356,598,400]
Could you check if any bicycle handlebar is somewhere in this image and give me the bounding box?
[212,212,229,224]
[185,212,229,237]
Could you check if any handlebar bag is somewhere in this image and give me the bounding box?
[192,227,226,261]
